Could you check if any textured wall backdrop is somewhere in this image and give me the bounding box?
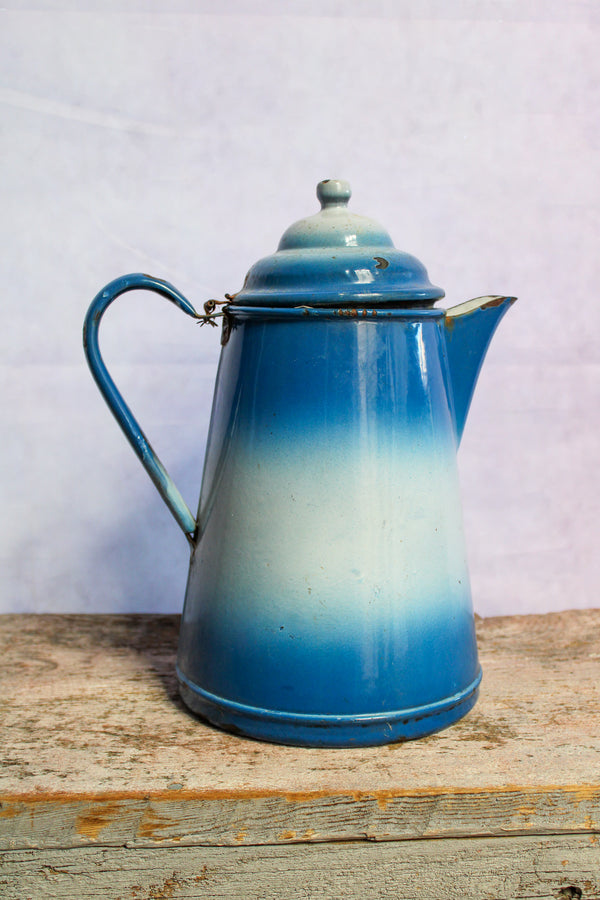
[1,0,598,616]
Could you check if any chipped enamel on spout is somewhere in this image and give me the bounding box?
[83,179,516,748]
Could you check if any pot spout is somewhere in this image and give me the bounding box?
[442,295,516,445]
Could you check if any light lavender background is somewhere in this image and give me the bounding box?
[1,1,598,617]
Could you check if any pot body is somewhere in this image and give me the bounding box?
[176,307,480,747]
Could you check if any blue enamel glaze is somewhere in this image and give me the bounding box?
[233,179,444,307]
[83,274,200,538]
[176,669,481,747]
[83,181,516,747]
[442,296,517,443]
[176,308,481,744]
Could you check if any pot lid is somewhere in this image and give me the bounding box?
[230,179,444,307]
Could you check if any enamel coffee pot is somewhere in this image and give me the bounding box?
[84,179,515,747]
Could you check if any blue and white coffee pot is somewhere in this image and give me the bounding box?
[84,180,515,747]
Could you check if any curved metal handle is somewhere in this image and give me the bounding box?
[83,273,201,540]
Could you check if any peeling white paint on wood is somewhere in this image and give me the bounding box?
[2,835,600,900]
[1,611,599,898]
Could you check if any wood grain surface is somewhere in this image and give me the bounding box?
[1,611,599,898]
[2,834,599,900]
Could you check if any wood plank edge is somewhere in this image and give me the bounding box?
[2,785,600,851]
[2,782,600,804]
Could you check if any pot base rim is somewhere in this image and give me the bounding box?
[176,666,482,748]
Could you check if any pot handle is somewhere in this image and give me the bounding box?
[83,273,201,541]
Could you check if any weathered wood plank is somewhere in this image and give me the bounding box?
[1,611,600,851]
[2,786,600,852]
[1,834,599,900]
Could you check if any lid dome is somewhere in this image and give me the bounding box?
[230,179,444,308]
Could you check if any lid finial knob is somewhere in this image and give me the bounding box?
[317,179,352,209]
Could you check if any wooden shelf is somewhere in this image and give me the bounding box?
[1,610,599,898]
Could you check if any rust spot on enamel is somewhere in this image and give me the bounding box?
[481,296,508,309]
